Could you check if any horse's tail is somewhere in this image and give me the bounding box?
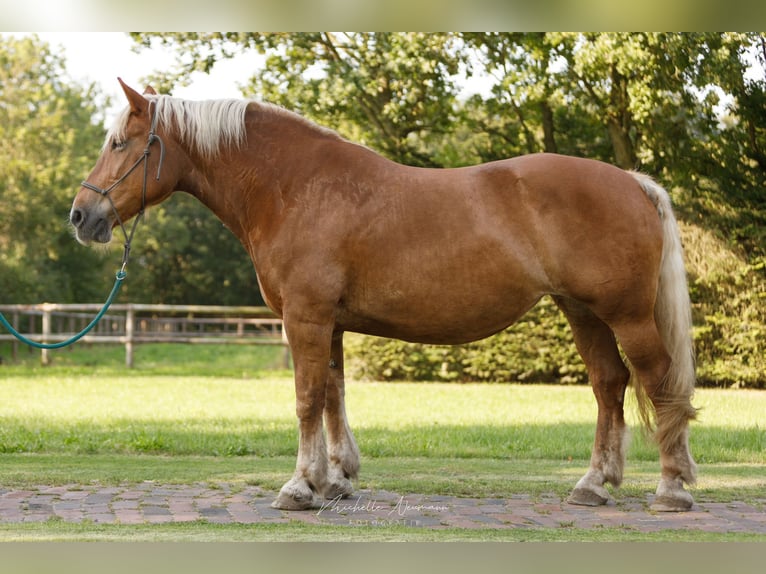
[630,172,697,456]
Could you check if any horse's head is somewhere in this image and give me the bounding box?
[70,79,176,245]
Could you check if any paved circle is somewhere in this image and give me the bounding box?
[1,483,765,533]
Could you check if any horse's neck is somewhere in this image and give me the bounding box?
[178,109,337,248]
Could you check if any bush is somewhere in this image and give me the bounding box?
[682,222,766,388]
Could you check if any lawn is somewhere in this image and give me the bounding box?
[0,343,764,541]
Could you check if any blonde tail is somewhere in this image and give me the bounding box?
[630,172,697,457]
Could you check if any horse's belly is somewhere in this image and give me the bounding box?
[337,277,543,345]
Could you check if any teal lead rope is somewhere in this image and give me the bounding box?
[0,269,127,350]
[1,99,162,351]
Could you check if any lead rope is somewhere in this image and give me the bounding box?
[0,269,127,350]
[0,103,164,350]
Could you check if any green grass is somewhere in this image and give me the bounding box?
[0,341,292,378]
[0,375,763,463]
[0,343,764,541]
[2,519,764,542]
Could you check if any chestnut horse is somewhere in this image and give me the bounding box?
[71,80,697,512]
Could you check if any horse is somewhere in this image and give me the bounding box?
[70,79,697,512]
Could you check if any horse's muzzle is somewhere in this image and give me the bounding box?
[70,206,113,245]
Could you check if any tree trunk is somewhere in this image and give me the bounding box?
[606,118,637,169]
[540,101,558,153]
[510,100,537,154]
[606,64,638,169]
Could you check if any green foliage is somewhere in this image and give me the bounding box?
[134,32,463,167]
[249,32,462,167]
[0,35,264,307]
[680,219,766,388]
[0,35,112,303]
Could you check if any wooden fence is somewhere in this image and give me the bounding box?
[0,303,288,368]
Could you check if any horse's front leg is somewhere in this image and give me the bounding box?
[272,314,334,510]
[324,331,360,499]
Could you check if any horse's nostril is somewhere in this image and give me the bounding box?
[70,208,85,228]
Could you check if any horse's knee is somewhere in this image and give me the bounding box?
[294,370,328,420]
[296,396,324,422]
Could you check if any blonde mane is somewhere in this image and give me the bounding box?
[105,95,251,158]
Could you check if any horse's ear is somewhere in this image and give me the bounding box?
[143,85,158,95]
[117,77,149,116]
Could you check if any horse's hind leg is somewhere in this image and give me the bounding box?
[612,318,696,512]
[323,332,360,499]
[554,296,631,507]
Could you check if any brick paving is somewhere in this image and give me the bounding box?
[1,483,765,533]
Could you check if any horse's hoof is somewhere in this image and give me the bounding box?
[650,493,693,512]
[325,477,354,500]
[567,486,610,507]
[651,476,694,512]
[271,492,317,510]
[271,479,318,510]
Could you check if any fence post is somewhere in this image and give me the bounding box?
[125,304,135,368]
[27,315,34,355]
[11,311,18,361]
[41,306,51,366]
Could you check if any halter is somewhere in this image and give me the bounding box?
[0,102,167,350]
[80,100,166,274]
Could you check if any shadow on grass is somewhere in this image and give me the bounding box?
[1,419,762,462]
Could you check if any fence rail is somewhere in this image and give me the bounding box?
[0,303,288,368]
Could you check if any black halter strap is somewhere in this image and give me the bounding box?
[81,101,165,272]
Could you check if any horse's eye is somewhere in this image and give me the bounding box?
[110,139,126,152]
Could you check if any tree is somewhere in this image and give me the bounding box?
[0,35,111,303]
[119,193,263,306]
[461,33,563,156]
[691,33,766,192]
[255,32,464,167]
[132,32,462,167]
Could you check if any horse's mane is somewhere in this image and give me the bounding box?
[105,95,341,157]
[105,95,250,158]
